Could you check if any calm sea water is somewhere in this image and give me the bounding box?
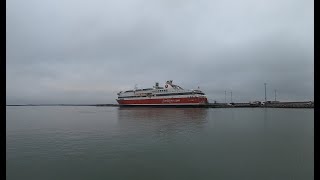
[6,106,313,180]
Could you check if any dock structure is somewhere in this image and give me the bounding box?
[205,101,313,108]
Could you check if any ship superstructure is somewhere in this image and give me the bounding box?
[116,80,208,106]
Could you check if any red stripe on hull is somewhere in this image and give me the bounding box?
[117,97,208,105]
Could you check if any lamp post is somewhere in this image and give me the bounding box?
[264,83,267,102]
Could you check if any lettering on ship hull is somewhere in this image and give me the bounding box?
[162,99,181,103]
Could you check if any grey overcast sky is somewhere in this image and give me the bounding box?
[7,0,313,104]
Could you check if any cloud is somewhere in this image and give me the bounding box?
[6,0,313,104]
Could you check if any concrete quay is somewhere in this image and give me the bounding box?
[206,101,314,108]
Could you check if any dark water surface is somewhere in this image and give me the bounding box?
[7,107,313,180]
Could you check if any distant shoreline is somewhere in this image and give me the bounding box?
[6,102,314,108]
[6,104,118,107]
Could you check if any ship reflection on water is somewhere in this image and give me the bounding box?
[118,107,208,123]
[117,107,209,139]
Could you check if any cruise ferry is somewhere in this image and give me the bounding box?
[116,80,208,106]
